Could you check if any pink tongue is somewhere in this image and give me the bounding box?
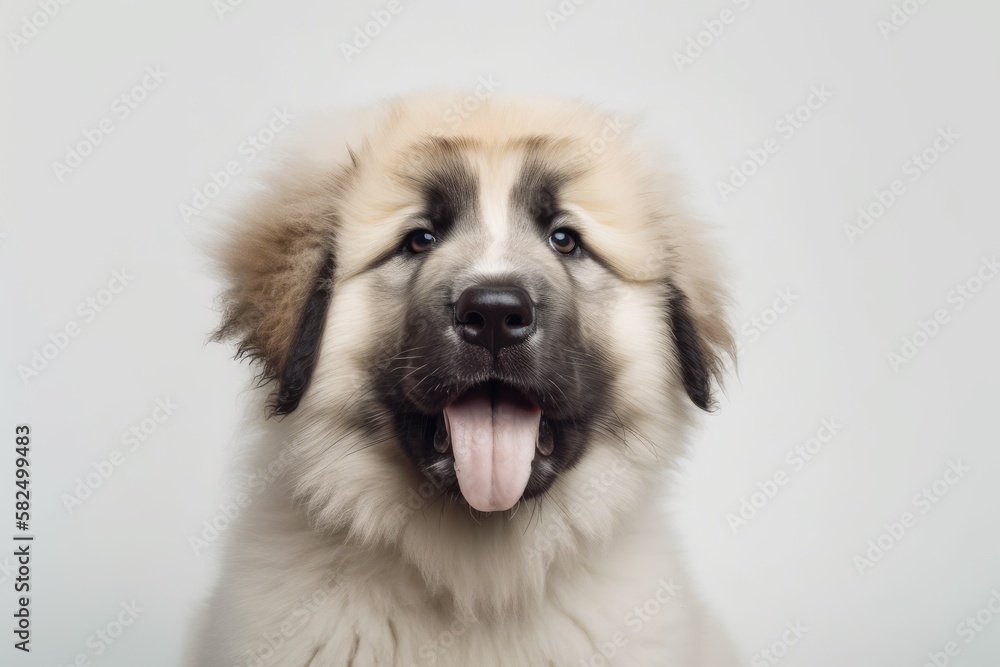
[444,385,541,512]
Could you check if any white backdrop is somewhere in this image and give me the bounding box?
[3,0,999,665]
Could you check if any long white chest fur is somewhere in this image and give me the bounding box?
[189,464,733,667]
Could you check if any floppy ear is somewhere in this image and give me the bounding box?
[270,251,335,414]
[665,281,734,412]
[211,169,341,416]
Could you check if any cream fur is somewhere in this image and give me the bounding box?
[189,93,737,666]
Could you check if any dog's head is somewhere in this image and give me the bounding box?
[213,94,732,613]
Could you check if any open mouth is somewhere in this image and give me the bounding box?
[433,380,554,512]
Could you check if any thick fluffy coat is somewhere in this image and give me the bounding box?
[189,94,736,666]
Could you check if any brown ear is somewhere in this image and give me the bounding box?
[211,169,341,416]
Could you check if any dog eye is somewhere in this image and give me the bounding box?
[405,230,437,254]
[548,229,579,255]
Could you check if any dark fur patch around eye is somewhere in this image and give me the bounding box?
[511,161,568,230]
[422,183,460,233]
[530,183,561,227]
[404,138,478,237]
[415,167,478,239]
[667,286,715,411]
[271,251,335,416]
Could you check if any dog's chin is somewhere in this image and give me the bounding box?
[393,378,567,513]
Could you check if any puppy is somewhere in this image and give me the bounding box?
[189,93,737,666]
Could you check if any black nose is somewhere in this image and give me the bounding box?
[454,285,536,354]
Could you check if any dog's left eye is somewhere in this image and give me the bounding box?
[405,230,437,254]
[548,229,579,255]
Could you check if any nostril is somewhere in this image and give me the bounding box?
[457,309,485,329]
[505,314,525,328]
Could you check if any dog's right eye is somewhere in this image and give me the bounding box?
[404,229,437,254]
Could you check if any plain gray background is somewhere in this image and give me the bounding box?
[3,0,999,665]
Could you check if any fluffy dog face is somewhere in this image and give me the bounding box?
[213,94,733,612]
[366,141,626,513]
